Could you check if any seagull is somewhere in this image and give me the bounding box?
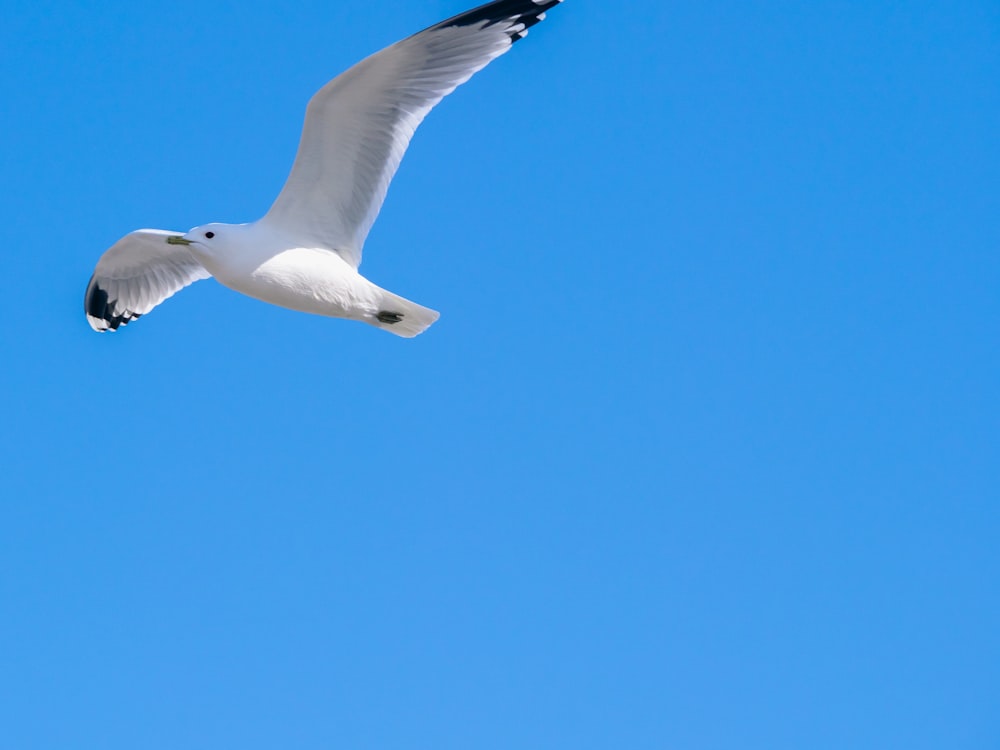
[85,0,565,337]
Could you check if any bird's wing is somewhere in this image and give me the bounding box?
[261,0,563,269]
[85,229,211,332]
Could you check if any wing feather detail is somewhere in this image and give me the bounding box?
[85,229,211,332]
[261,0,564,268]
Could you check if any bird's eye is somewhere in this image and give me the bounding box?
[205,231,215,239]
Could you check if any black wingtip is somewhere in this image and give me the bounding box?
[428,0,564,43]
[84,276,139,332]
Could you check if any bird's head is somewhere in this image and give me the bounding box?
[166,223,240,261]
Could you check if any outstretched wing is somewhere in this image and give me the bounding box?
[85,229,211,332]
[261,0,564,269]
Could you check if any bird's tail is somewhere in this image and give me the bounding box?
[368,288,440,338]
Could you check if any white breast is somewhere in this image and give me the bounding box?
[222,246,382,319]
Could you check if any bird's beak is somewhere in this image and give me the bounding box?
[166,236,193,245]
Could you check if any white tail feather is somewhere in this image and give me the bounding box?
[368,288,440,338]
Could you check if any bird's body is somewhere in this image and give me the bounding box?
[85,0,565,337]
[188,221,438,337]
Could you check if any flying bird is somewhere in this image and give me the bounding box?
[85,0,565,337]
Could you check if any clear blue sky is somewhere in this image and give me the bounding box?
[1,1,997,747]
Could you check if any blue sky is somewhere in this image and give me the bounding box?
[1,0,998,747]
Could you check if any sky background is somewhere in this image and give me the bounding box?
[1,1,998,747]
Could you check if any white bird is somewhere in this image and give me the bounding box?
[85,0,565,337]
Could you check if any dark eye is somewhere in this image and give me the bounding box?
[205,231,215,239]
